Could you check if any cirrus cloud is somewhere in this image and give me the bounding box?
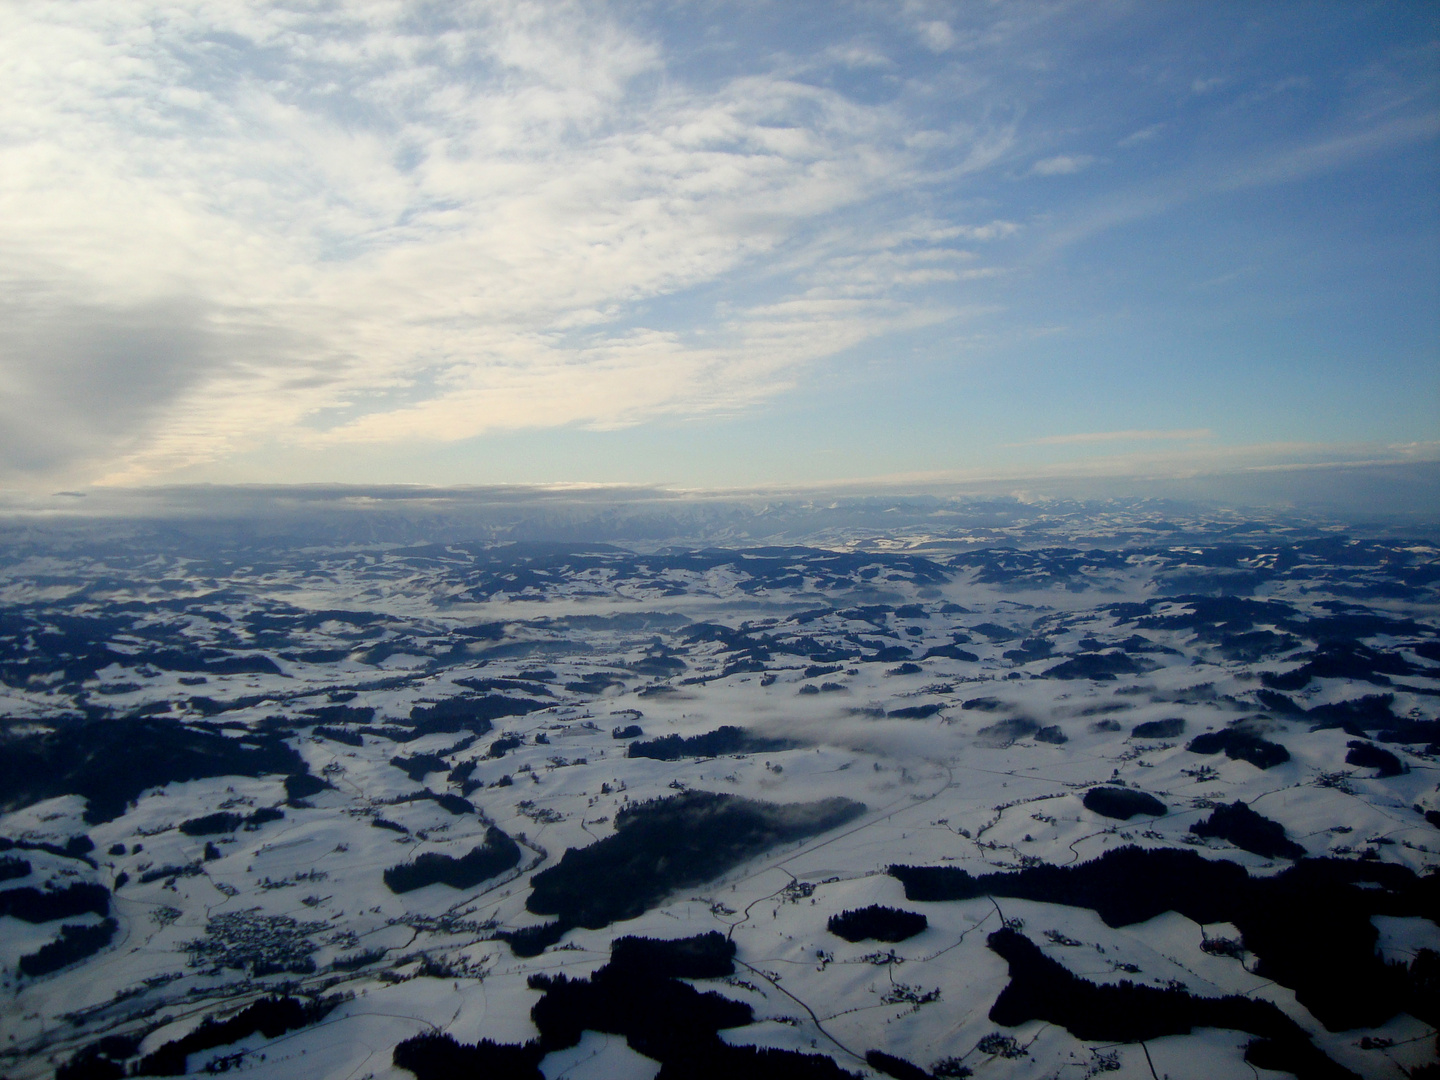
[0,0,1013,484]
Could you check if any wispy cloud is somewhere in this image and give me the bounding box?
[1037,109,1440,256]
[0,2,1015,484]
[915,21,956,53]
[1016,428,1213,446]
[1030,154,1096,176]
[1117,123,1165,147]
[0,2,1431,489]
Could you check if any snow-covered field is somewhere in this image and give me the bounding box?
[1,511,1437,1079]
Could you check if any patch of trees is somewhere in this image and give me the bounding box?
[457,675,555,696]
[383,826,521,893]
[827,905,927,943]
[312,725,364,745]
[1186,728,1290,769]
[178,807,283,835]
[0,882,110,922]
[138,863,203,885]
[405,695,544,737]
[330,947,386,971]
[1116,595,1292,637]
[1084,634,1179,657]
[1383,720,1440,748]
[1191,801,1306,859]
[609,931,735,978]
[448,759,476,784]
[1258,692,1440,744]
[1082,786,1166,820]
[393,1033,546,1080]
[1261,640,1425,690]
[1307,694,1398,729]
[865,1050,934,1080]
[19,917,117,976]
[5,605,265,678]
[1346,740,1406,777]
[385,790,474,816]
[504,931,857,1080]
[56,1033,142,1080]
[627,726,796,761]
[526,942,750,1064]
[962,697,1007,711]
[0,833,95,863]
[655,1044,858,1079]
[837,605,896,628]
[0,854,30,881]
[302,704,376,725]
[974,718,1038,747]
[922,643,979,661]
[180,812,244,835]
[394,1031,857,1080]
[969,622,1017,642]
[986,928,1355,1080]
[1034,725,1067,744]
[1132,718,1184,739]
[1003,638,1054,663]
[612,724,644,739]
[389,753,448,781]
[1256,689,1308,714]
[284,772,330,806]
[1043,652,1152,680]
[497,921,570,958]
[0,716,305,823]
[630,654,687,677]
[526,791,865,932]
[153,649,285,677]
[889,846,1439,1031]
[489,734,523,758]
[888,704,941,720]
[133,995,340,1076]
[565,671,630,694]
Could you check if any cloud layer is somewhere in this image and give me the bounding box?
[1,1,1012,481]
[0,1,1434,487]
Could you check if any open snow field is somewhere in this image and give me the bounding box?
[1,511,1437,1079]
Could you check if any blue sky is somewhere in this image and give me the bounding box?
[0,0,1435,491]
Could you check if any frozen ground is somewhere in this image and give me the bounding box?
[0,507,1437,1079]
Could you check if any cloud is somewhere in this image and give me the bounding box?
[1118,123,1165,147]
[1017,428,1213,446]
[946,220,1021,241]
[0,295,236,473]
[838,440,1440,489]
[0,3,1431,487]
[1,1,1017,484]
[824,44,892,68]
[1038,109,1440,255]
[1030,154,1096,176]
[916,21,956,53]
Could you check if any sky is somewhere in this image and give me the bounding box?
[0,0,1436,494]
